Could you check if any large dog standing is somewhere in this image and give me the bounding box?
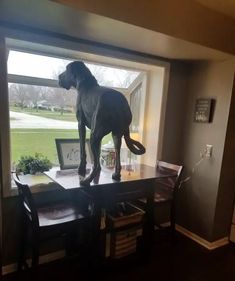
[58,61,145,185]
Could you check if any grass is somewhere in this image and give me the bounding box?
[10,107,112,166]
[11,129,112,165]
[10,107,77,122]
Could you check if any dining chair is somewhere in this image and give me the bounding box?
[136,161,183,240]
[13,173,91,270]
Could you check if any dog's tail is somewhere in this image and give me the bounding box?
[124,131,146,155]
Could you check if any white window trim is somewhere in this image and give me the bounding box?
[0,37,11,197]
[0,28,170,197]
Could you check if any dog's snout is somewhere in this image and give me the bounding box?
[58,71,66,85]
[58,71,72,90]
[58,73,63,87]
[58,71,65,81]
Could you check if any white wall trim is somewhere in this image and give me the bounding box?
[176,224,229,250]
[2,250,65,275]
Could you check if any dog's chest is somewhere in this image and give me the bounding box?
[76,92,98,126]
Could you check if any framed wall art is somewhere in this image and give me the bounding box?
[55,138,92,170]
[194,98,215,123]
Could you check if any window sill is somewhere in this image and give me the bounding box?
[8,173,62,197]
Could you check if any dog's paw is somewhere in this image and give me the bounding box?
[112,172,121,181]
[79,177,91,186]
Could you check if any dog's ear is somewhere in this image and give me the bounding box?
[67,61,97,88]
[68,61,89,82]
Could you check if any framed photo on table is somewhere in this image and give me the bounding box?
[55,139,92,170]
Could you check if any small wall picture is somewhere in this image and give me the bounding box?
[55,139,92,170]
[194,98,214,123]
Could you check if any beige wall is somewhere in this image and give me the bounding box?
[161,62,190,164]
[142,66,169,166]
[54,0,235,56]
[213,74,235,240]
[150,59,235,241]
[175,60,235,241]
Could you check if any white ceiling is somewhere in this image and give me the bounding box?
[0,0,233,61]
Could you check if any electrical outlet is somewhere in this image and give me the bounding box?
[205,144,213,158]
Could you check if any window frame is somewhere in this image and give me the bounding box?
[0,38,11,197]
[0,29,170,197]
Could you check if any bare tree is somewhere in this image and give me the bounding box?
[87,63,139,88]
[28,85,42,111]
[87,63,107,86]
[54,88,66,115]
[63,89,77,111]
[9,84,30,109]
[114,69,139,88]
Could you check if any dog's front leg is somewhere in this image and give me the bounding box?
[80,130,102,186]
[78,115,87,177]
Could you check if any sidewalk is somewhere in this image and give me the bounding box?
[10,111,77,129]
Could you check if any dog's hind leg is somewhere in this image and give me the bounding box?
[112,133,122,180]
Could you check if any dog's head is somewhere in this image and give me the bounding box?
[58,61,92,90]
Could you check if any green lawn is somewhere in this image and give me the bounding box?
[10,107,77,122]
[10,108,112,166]
[11,129,112,165]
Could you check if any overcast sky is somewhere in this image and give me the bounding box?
[7,50,140,88]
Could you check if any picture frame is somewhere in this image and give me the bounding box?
[55,138,92,170]
[194,98,215,123]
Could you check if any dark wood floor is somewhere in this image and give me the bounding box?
[3,231,235,281]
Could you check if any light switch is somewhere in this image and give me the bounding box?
[205,144,213,158]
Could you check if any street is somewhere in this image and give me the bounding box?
[10,111,77,129]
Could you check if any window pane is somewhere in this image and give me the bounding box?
[130,83,142,132]
[8,50,71,79]
[9,83,113,168]
[86,63,140,88]
[9,83,78,167]
[7,50,142,172]
[8,50,140,88]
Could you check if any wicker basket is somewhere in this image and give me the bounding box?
[106,203,145,258]
[106,203,145,229]
[110,226,143,258]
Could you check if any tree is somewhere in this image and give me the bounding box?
[48,87,76,114]
[87,63,107,86]
[9,84,30,109]
[51,62,77,114]
[114,69,139,88]
[87,63,139,88]
[28,85,42,111]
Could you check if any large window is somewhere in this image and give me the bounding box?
[0,36,168,197]
[7,49,143,170]
[130,83,142,132]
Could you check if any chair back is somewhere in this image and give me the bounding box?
[12,173,39,227]
[156,161,184,191]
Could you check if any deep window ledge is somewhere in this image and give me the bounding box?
[6,173,62,197]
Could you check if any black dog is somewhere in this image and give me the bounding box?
[58,61,145,185]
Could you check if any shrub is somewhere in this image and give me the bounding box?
[16,153,52,175]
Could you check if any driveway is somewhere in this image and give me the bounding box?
[10,111,77,129]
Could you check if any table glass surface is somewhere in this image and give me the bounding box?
[44,164,177,190]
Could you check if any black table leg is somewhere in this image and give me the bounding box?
[142,180,155,259]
